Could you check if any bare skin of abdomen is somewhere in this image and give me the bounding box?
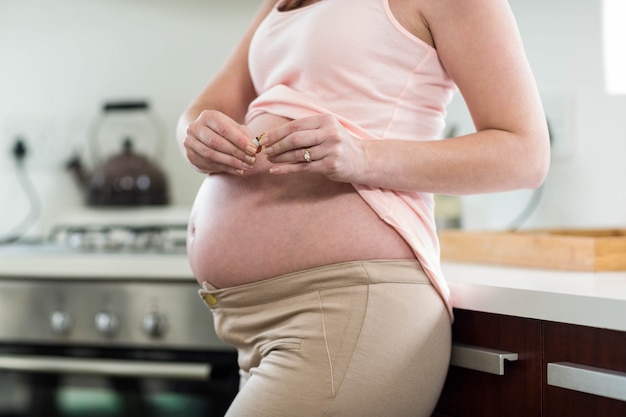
[187,113,414,288]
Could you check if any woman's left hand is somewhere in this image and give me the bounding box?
[258,114,366,183]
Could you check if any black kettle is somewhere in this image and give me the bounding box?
[66,101,169,206]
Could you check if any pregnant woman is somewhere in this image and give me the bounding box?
[176,0,550,416]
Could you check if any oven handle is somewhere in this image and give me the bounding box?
[0,354,212,381]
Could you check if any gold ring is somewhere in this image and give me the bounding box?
[304,148,312,163]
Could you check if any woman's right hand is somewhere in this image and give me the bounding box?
[183,110,259,176]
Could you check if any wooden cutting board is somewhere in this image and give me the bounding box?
[438,229,626,271]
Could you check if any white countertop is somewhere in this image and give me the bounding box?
[0,246,194,281]
[443,262,626,332]
[0,246,624,331]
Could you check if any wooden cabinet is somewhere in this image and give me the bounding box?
[543,321,626,416]
[433,309,626,417]
[433,310,542,417]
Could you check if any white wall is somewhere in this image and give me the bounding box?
[1,0,625,237]
[450,0,626,230]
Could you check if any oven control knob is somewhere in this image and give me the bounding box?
[94,312,120,337]
[142,312,168,339]
[50,310,72,335]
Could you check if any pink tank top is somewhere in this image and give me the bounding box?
[247,0,458,318]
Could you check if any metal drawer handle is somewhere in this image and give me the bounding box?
[0,354,211,381]
[450,343,519,375]
[548,362,626,402]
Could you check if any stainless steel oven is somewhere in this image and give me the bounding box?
[0,224,239,417]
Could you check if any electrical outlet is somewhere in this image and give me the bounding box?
[4,117,64,169]
[542,91,576,160]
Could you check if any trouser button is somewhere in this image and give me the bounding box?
[203,293,218,306]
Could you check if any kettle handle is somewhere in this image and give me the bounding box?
[103,101,149,112]
[88,100,165,164]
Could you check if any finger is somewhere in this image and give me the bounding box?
[260,116,322,153]
[267,147,320,176]
[265,144,317,165]
[186,113,257,169]
[185,135,255,172]
[264,129,320,161]
[197,111,257,157]
[186,147,248,176]
[189,127,256,164]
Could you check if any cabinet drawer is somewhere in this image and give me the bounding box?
[543,321,626,416]
[434,310,542,417]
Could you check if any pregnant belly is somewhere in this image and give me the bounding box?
[187,113,414,288]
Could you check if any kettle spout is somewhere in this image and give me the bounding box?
[66,155,90,189]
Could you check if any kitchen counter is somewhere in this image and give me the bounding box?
[0,246,624,331]
[0,246,194,281]
[443,262,626,332]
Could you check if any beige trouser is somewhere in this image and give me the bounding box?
[198,260,451,417]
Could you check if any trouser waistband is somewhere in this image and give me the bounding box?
[198,259,428,309]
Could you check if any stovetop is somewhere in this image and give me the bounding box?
[48,223,188,254]
[0,223,194,281]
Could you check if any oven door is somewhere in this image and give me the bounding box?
[0,345,239,417]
